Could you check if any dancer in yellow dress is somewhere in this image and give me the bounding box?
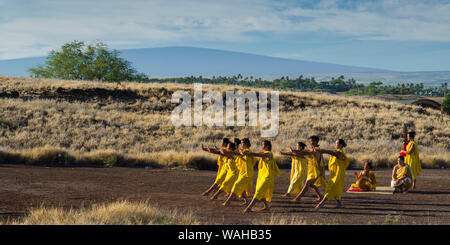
[201,138,231,196]
[210,142,240,200]
[315,139,350,209]
[391,156,413,193]
[279,142,308,197]
[290,136,324,202]
[242,140,281,213]
[222,138,257,207]
[401,131,421,190]
[350,161,377,191]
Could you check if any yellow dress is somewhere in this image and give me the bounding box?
[214,154,228,185]
[396,164,410,180]
[287,156,308,195]
[253,151,281,202]
[350,170,377,191]
[231,148,257,198]
[323,149,350,200]
[405,141,421,181]
[306,147,326,187]
[219,156,240,194]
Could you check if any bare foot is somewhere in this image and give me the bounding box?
[282,193,290,198]
[210,195,218,201]
[222,201,230,206]
[242,208,251,214]
[314,198,322,202]
[240,201,248,206]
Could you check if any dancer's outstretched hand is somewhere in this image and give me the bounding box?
[239,149,245,155]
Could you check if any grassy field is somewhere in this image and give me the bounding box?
[1,200,199,225]
[0,200,396,225]
[0,75,449,169]
[1,166,448,225]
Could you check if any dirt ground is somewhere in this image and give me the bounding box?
[0,164,449,225]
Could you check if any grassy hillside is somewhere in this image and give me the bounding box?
[0,76,449,169]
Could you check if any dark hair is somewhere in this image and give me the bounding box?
[234,138,241,146]
[338,139,347,148]
[365,161,373,170]
[398,156,405,162]
[297,142,306,150]
[242,138,251,147]
[228,142,236,151]
[408,131,416,139]
[222,138,231,146]
[222,138,230,145]
[309,135,319,143]
[263,140,272,151]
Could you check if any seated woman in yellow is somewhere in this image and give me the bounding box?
[401,131,421,190]
[279,142,308,197]
[222,138,257,207]
[315,139,350,209]
[210,142,240,200]
[290,136,324,203]
[242,140,281,213]
[201,138,231,197]
[391,156,413,193]
[350,161,377,191]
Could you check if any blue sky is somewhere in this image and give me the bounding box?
[1,0,450,71]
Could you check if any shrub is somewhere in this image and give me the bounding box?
[28,41,149,82]
[443,93,450,113]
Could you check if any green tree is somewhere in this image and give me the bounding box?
[443,92,450,113]
[28,41,149,82]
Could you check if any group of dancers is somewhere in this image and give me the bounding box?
[200,132,421,213]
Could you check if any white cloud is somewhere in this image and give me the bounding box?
[283,0,450,41]
[0,0,449,59]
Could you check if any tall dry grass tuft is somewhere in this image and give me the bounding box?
[252,213,307,225]
[0,76,449,169]
[0,146,218,169]
[3,200,200,225]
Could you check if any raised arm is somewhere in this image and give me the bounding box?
[241,150,272,160]
[279,150,296,157]
[315,149,345,160]
[201,144,222,155]
[289,146,315,157]
[401,142,414,155]
[220,148,240,156]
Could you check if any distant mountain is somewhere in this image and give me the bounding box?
[0,46,391,77]
[0,56,46,77]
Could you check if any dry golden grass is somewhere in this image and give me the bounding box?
[252,213,308,225]
[2,201,434,225]
[0,75,449,169]
[2,200,199,225]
